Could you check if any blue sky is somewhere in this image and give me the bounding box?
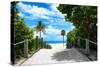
[16,1,74,41]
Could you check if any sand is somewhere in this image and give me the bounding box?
[49,43,66,49]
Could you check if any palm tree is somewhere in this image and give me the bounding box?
[34,20,46,38]
[61,30,66,48]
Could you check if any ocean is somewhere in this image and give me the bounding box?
[46,41,66,44]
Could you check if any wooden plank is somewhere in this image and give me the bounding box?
[24,39,28,58]
[14,41,25,46]
[85,39,90,55]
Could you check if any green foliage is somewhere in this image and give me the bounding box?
[45,44,52,49]
[42,41,52,49]
[58,4,97,49]
[11,2,51,60]
[34,21,46,38]
[66,28,77,48]
[11,1,34,59]
[58,4,97,42]
[80,40,86,49]
[15,19,33,43]
[14,19,34,59]
[67,43,72,48]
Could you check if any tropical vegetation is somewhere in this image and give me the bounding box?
[34,21,46,38]
[11,1,52,63]
[57,4,97,49]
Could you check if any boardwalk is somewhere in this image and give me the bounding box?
[21,44,89,65]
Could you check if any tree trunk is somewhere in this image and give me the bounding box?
[40,31,42,48]
[40,31,41,38]
[63,36,64,48]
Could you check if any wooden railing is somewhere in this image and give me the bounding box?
[76,37,97,60]
[12,36,47,65]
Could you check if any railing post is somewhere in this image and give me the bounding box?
[14,45,16,64]
[24,39,28,58]
[85,39,90,55]
[39,38,41,48]
[11,44,16,65]
[36,36,38,49]
[41,38,43,48]
[78,37,80,48]
[34,39,36,50]
[44,41,46,48]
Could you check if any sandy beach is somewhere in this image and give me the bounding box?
[21,43,89,65]
[49,43,66,49]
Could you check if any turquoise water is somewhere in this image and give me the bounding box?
[46,41,66,44]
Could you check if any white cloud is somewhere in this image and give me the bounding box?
[18,12,24,17]
[17,2,64,22]
[50,3,64,19]
[34,25,68,41]
[17,2,32,13]
[44,25,62,41]
[45,25,60,34]
[17,2,73,41]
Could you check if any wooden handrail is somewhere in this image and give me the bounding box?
[14,38,34,46]
[89,40,97,45]
[14,40,25,46]
[77,37,97,45]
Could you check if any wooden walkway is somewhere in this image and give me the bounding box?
[20,44,90,66]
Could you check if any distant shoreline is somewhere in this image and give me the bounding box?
[47,43,66,49]
[46,41,66,44]
[48,43,66,45]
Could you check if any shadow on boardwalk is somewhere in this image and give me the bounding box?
[20,48,90,66]
[51,48,90,62]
